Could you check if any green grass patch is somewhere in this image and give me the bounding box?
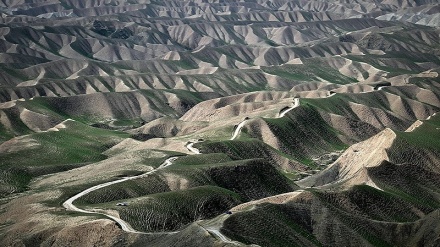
[75,173,169,205]
[222,202,323,247]
[394,114,440,150]
[0,120,129,198]
[262,104,347,160]
[112,185,242,232]
[43,176,120,208]
[196,138,306,167]
[172,153,233,166]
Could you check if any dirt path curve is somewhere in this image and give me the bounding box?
[231,119,248,140]
[186,141,201,154]
[63,156,178,234]
[207,229,240,245]
[278,98,300,118]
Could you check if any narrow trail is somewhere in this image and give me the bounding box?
[278,98,300,118]
[66,63,88,80]
[206,229,240,245]
[63,156,179,234]
[327,91,336,98]
[230,98,299,140]
[230,118,248,140]
[186,141,201,154]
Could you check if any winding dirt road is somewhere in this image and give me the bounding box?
[186,141,201,154]
[278,98,300,118]
[207,229,240,245]
[230,119,248,140]
[327,91,336,98]
[62,99,306,241]
[63,156,178,234]
[230,98,300,140]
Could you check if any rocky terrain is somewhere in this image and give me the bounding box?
[0,0,439,246]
